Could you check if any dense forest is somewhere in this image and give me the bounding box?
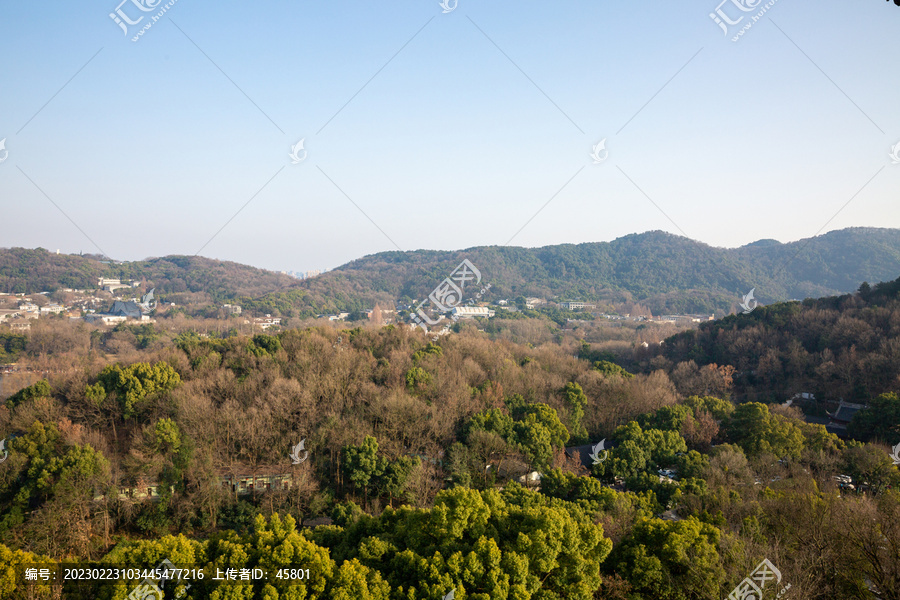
[644,276,900,405]
[1,278,899,598]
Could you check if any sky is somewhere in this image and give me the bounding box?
[0,0,898,273]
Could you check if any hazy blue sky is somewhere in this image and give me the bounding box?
[1,0,898,272]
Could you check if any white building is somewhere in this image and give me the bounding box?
[97,278,132,292]
[253,315,282,330]
[222,304,242,315]
[83,314,128,325]
[451,306,495,319]
[561,301,596,311]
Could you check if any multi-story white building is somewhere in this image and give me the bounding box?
[451,306,495,319]
[561,301,596,311]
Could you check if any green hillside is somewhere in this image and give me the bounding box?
[247,227,900,316]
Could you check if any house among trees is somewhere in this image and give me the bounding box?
[220,471,295,495]
[111,481,174,502]
[827,399,867,433]
[222,303,242,315]
[564,441,616,471]
[252,315,282,330]
[84,300,154,324]
[485,457,534,484]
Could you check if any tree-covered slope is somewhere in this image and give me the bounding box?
[5,227,900,315]
[0,248,296,301]
[250,227,900,316]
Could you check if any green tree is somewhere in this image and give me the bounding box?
[153,418,182,454]
[5,379,51,409]
[328,558,391,600]
[248,333,282,357]
[684,395,734,421]
[467,408,514,440]
[608,516,727,600]
[377,455,420,507]
[512,403,569,471]
[593,360,634,379]
[563,382,589,445]
[725,402,805,459]
[96,361,181,418]
[595,422,687,482]
[639,404,693,432]
[1,421,110,536]
[321,485,612,599]
[412,341,443,363]
[404,366,432,394]
[342,436,386,502]
[517,403,569,448]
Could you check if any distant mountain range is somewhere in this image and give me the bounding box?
[3,227,900,316]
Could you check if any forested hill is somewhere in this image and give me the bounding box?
[0,248,296,300]
[5,227,900,315]
[640,274,900,406]
[246,227,900,316]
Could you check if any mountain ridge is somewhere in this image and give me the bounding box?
[3,227,899,316]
